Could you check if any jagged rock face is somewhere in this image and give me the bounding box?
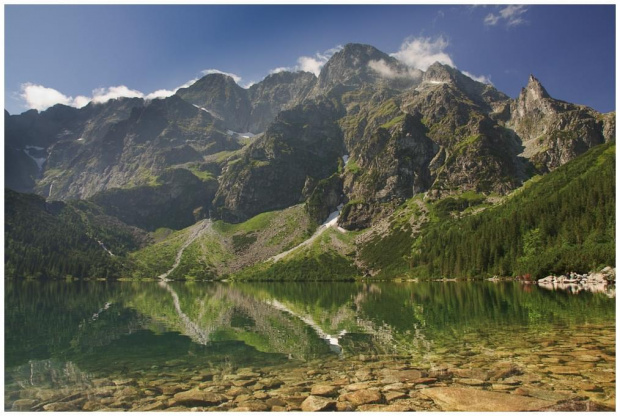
[418,62,510,115]
[213,100,346,222]
[305,173,343,224]
[314,43,420,94]
[508,75,611,172]
[176,73,252,132]
[177,71,317,134]
[35,95,239,200]
[5,98,144,193]
[90,168,218,231]
[248,71,317,133]
[340,113,438,229]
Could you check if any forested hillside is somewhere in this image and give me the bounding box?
[5,190,147,278]
[408,143,615,278]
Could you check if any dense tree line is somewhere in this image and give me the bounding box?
[409,143,615,279]
[5,190,141,279]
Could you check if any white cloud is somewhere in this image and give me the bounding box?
[91,85,145,104]
[267,45,343,77]
[269,67,291,74]
[368,59,421,80]
[18,72,207,111]
[20,83,75,111]
[297,56,325,76]
[462,70,493,85]
[145,89,176,100]
[391,36,454,71]
[485,5,528,27]
[484,13,500,26]
[201,69,242,84]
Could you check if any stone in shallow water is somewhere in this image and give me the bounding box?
[341,390,384,406]
[300,395,337,411]
[541,399,615,411]
[546,366,583,376]
[583,371,615,384]
[133,400,167,411]
[345,382,373,391]
[113,378,138,387]
[42,402,78,411]
[12,399,37,411]
[265,397,287,407]
[234,400,269,411]
[379,369,422,383]
[172,389,227,407]
[310,384,339,397]
[456,378,487,386]
[226,386,251,397]
[421,387,556,411]
[414,377,437,385]
[384,391,407,402]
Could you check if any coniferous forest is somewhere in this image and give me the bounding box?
[409,143,615,279]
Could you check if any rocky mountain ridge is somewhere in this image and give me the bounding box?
[5,43,615,234]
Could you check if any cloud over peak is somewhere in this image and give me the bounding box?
[268,45,343,77]
[17,68,239,111]
[391,36,454,71]
[367,59,422,80]
[201,69,242,84]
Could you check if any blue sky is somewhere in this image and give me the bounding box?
[4,5,616,114]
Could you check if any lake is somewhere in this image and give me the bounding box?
[4,280,616,411]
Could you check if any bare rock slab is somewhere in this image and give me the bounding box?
[172,389,227,407]
[310,384,340,397]
[422,387,555,411]
[341,390,383,406]
[300,395,337,411]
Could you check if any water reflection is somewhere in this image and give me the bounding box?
[5,280,615,377]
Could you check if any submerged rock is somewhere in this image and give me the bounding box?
[300,395,337,411]
[172,389,227,407]
[422,387,556,411]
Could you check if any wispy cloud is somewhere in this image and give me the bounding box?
[91,85,144,104]
[201,69,242,84]
[268,45,343,76]
[367,59,422,80]
[391,36,454,71]
[462,70,493,85]
[371,35,492,85]
[484,5,529,28]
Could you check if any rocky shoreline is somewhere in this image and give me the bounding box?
[534,267,616,297]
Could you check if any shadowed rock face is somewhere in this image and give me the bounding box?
[213,100,345,223]
[176,71,317,134]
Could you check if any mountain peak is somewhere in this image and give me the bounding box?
[316,43,414,91]
[422,61,457,84]
[524,74,550,99]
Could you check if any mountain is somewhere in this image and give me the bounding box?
[176,70,317,134]
[4,42,615,280]
[508,75,614,172]
[213,99,345,222]
[313,43,421,93]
